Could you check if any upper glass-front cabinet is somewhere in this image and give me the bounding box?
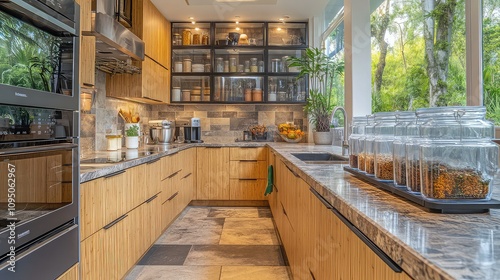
[172,22,211,46]
[268,23,307,46]
[214,23,265,46]
[171,21,308,103]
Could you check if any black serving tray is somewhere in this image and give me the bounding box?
[343,166,500,214]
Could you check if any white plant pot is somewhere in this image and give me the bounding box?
[124,123,140,138]
[313,131,333,145]
[125,136,139,149]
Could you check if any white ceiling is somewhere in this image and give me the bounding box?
[151,0,330,22]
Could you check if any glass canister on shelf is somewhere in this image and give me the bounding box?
[250,58,258,72]
[216,57,224,73]
[181,89,191,101]
[271,59,281,72]
[358,114,375,173]
[172,87,181,101]
[244,88,252,102]
[348,116,368,169]
[224,60,229,72]
[244,61,250,72]
[417,106,496,200]
[373,112,399,180]
[173,33,182,45]
[182,29,192,45]
[182,58,192,72]
[229,57,237,72]
[202,33,209,45]
[392,111,417,186]
[192,33,201,45]
[252,88,262,101]
[259,61,264,72]
[174,61,182,72]
[281,56,289,72]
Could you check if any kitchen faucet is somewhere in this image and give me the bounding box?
[332,106,349,156]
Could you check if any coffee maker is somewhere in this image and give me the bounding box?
[175,118,203,143]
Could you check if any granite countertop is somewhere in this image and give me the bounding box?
[80,142,500,280]
[267,143,500,280]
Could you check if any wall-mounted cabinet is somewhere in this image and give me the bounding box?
[171,21,308,104]
[107,0,171,104]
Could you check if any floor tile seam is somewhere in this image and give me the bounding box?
[181,244,194,266]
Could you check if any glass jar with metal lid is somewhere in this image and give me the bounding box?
[182,29,191,45]
[372,112,398,179]
[348,116,368,169]
[357,114,375,172]
[173,33,182,45]
[418,106,497,200]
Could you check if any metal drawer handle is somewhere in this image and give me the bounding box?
[181,173,192,179]
[330,207,402,273]
[309,269,316,280]
[0,143,78,156]
[206,146,222,148]
[239,178,258,181]
[145,194,158,203]
[167,191,179,201]
[309,187,333,210]
[239,160,258,162]
[104,170,126,178]
[147,158,161,164]
[285,163,300,178]
[103,214,128,230]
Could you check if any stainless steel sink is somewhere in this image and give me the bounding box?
[291,152,348,164]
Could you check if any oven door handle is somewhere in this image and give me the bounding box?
[0,143,78,156]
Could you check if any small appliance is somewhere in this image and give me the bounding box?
[148,120,175,144]
[176,118,203,143]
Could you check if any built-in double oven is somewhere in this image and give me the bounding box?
[0,1,80,279]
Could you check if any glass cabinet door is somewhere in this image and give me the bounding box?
[214,23,265,46]
[172,76,211,102]
[214,76,264,102]
[172,49,211,73]
[172,22,211,46]
[268,23,307,46]
[214,49,264,73]
[268,49,306,73]
[268,76,307,102]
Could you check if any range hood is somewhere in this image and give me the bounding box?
[83,0,145,74]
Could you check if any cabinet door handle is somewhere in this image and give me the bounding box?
[239,178,258,181]
[285,163,300,178]
[240,146,258,149]
[310,187,333,210]
[147,158,161,164]
[103,214,128,230]
[145,194,158,203]
[162,169,182,181]
[330,207,403,273]
[167,191,179,201]
[239,160,258,162]
[82,82,94,87]
[280,202,287,217]
[181,172,192,179]
[206,146,222,148]
[309,269,316,280]
[104,170,126,178]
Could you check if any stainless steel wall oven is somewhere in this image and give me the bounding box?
[0,1,80,279]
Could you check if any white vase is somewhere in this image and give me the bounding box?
[313,131,333,145]
[125,136,139,149]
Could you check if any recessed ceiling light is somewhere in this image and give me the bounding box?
[191,21,196,24]
[189,17,194,20]
[235,27,240,31]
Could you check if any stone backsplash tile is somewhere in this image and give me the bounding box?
[80,70,307,149]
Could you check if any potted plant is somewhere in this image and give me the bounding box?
[288,47,344,144]
[125,124,140,149]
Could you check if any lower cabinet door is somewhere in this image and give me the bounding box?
[229,179,267,200]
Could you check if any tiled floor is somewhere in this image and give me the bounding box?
[125,206,291,280]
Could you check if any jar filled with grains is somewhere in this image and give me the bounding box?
[418,106,496,201]
[392,111,417,186]
[372,112,398,180]
[357,114,374,172]
[348,116,368,169]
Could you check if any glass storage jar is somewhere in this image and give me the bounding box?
[182,58,192,72]
[358,114,375,172]
[391,111,416,185]
[418,106,497,200]
[216,58,224,73]
[348,116,368,169]
[373,112,399,180]
[173,33,182,45]
[250,58,258,72]
[182,29,191,45]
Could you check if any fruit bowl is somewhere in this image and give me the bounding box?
[280,134,303,143]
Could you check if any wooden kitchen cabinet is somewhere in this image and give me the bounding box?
[272,154,413,280]
[75,0,95,87]
[106,56,169,104]
[106,0,171,104]
[131,0,170,67]
[196,147,230,200]
[228,147,267,200]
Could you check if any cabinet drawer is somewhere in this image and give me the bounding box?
[229,179,267,200]
[230,147,267,161]
[230,160,267,179]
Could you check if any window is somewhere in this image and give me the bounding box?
[483,0,500,125]
[370,0,467,112]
